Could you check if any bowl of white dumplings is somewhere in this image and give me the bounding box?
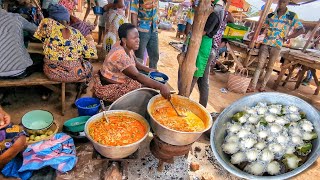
[211,92,320,179]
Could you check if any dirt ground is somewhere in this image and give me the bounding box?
[1,12,320,180]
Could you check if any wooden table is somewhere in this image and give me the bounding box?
[0,72,66,115]
[273,49,320,94]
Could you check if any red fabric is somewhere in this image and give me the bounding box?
[231,0,244,9]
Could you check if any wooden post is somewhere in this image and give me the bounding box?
[302,19,320,52]
[179,0,212,97]
[249,0,273,49]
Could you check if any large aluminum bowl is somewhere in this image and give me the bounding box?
[108,88,159,123]
[85,110,150,159]
[148,94,212,146]
[211,92,320,179]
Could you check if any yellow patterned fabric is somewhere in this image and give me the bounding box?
[34,18,97,61]
[263,9,303,48]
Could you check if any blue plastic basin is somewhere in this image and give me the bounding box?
[75,97,100,116]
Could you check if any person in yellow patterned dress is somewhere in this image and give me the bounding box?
[34,4,97,83]
[102,0,127,55]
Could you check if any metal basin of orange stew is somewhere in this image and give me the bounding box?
[88,115,146,146]
[152,106,206,132]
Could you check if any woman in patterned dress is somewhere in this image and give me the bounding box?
[0,106,27,171]
[34,4,96,83]
[93,23,171,102]
[102,0,127,55]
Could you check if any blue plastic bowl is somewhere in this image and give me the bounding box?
[75,97,100,116]
[149,72,169,84]
[93,6,104,15]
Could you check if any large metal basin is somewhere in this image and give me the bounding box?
[148,94,212,146]
[211,92,320,179]
[108,88,159,123]
[85,110,150,159]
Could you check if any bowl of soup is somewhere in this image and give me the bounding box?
[147,94,212,145]
[85,110,150,159]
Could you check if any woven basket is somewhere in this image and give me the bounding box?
[227,69,251,94]
[26,121,59,145]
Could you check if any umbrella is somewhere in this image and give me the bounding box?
[231,0,245,9]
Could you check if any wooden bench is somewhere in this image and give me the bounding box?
[0,72,66,115]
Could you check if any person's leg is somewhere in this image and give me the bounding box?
[98,26,105,44]
[189,76,198,95]
[146,31,159,69]
[303,70,312,83]
[249,44,269,91]
[198,51,214,107]
[135,31,150,61]
[260,46,281,91]
[178,67,182,93]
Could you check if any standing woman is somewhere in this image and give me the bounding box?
[102,0,126,54]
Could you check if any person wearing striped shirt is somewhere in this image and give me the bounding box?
[0,8,37,78]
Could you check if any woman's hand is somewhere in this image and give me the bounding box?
[0,107,11,129]
[159,84,171,100]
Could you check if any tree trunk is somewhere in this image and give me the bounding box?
[179,0,213,97]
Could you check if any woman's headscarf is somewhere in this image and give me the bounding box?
[48,4,70,22]
[213,1,225,25]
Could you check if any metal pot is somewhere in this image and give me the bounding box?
[147,94,212,146]
[211,92,320,179]
[84,110,150,159]
[108,88,159,123]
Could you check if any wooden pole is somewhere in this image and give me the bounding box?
[302,19,320,52]
[249,0,273,49]
[179,0,212,97]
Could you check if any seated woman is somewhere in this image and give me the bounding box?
[0,106,27,170]
[70,14,96,54]
[34,4,97,83]
[93,23,171,102]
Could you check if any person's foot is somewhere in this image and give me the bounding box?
[258,87,266,92]
[246,87,255,93]
[210,112,220,120]
[302,81,310,86]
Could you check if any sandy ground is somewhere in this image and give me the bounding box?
[1,11,320,180]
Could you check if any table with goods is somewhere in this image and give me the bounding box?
[273,48,320,95]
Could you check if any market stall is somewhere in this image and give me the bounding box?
[223,0,320,85]
[273,48,320,94]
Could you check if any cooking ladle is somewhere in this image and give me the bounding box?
[168,99,186,117]
[100,100,110,123]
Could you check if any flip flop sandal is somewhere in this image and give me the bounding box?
[246,88,255,93]
[258,88,266,92]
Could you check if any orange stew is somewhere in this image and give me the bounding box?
[152,106,205,132]
[89,115,146,146]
